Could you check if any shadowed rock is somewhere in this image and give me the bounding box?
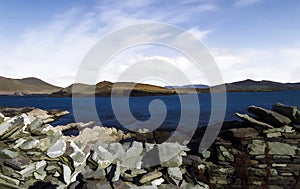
[247,106,291,127]
[272,103,300,125]
[235,113,274,130]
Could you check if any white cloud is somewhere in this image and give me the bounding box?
[0,1,215,87]
[211,47,300,83]
[3,0,299,88]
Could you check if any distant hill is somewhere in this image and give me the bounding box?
[0,76,61,95]
[166,79,300,93]
[2,76,300,97]
[212,79,300,92]
[165,84,209,89]
[51,81,176,97]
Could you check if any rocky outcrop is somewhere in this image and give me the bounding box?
[0,107,69,123]
[0,109,206,188]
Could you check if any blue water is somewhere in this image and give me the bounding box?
[0,90,300,131]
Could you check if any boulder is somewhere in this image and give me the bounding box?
[272,103,300,124]
[247,106,291,127]
[235,113,274,130]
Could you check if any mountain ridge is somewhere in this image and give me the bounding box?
[1,76,300,96]
[0,76,61,95]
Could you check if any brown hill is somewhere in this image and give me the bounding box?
[0,76,61,95]
[51,81,176,97]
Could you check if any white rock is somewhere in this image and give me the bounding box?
[151,178,164,186]
[47,139,66,158]
[20,140,40,150]
[112,161,121,181]
[14,138,27,149]
[62,164,71,185]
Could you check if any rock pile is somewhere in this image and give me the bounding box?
[2,103,300,188]
[0,109,207,188]
[190,103,300,189]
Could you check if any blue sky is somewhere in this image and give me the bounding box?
[0,0,300,87]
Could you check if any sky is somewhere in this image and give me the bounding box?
[0,0,300,87]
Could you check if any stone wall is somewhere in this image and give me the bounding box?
[191,103,300,189]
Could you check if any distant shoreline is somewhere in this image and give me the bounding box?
[1,89,300,98]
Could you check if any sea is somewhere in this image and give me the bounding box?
[1,90,300,133]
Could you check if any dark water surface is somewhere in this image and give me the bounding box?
[1,90,300,131]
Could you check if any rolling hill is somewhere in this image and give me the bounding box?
[51,81,176,97]
[212,79,300,92]
[0,76,61,95]
[1,76,300,97]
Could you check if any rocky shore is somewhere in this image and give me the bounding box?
[1,103,300,188]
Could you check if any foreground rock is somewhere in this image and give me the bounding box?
[272,102,300,124]
[0,109,204,188]
[1,103,300,188]
[247,105,292,127]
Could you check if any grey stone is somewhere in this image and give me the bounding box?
[168,167,183,180]
[27,108,54,123]
[113,180,129,189]
[82,167,106,180]
[263,125,295,135]
[248,140,266,155]
[126,141,143,157]
[158,142,188,167]
[0,173,20,186]
[69,140,89,167]
[272,102,300,124]
[201,150,211,159]
[4,158,31,171]
[0,116,24,139]
[266,132,281,138]
[20,139,40,150]
[18,163,36,178]
[27,118,44,134]
[140,170,163,184]
[235,113,274,130]
[0,148,19,158]
[218,146,234,162]
[47,139,66,158]
[84,181,112,189]
[109,142,125,159]
[62,164,79,185]
[248,105,291,127]
[229,127,259,138]
[268,142,297,156]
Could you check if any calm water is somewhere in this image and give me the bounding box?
[0,90,300,131]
